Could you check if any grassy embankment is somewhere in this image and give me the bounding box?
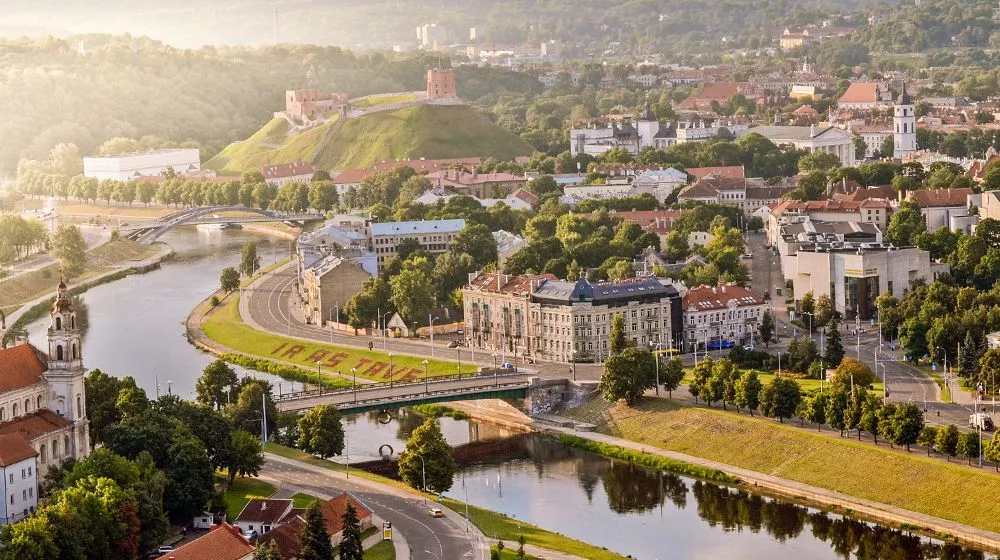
[264,443,622,560]
[363,541,395,559]
[0,239,159,316]
[200,295,478,384]
[563,397,1000,533]
[207,104,533,174]
[351,92,418,108]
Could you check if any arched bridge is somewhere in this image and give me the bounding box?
[119,206,324,244]
[277,373,536,414]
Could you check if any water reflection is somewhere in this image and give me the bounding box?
[449,434,995,560]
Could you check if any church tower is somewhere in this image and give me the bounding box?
[636,101,660,149]
[45,280,90,456]
[893,82,916,159]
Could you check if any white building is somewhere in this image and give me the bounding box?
[893,86,917,159]
[0,435,38,525]
[369,219,466,267]
[261,161,317,187]
[682,284,768,351]
[416,23,447,48]
[494,230,528,269]
[82,149,200,180]
[907,188,977,233]
[742,125,856,167]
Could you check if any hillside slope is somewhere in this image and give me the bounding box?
[206,104,533,174]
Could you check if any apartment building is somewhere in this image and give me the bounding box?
[682,284,769,351]
[369,219,466,267]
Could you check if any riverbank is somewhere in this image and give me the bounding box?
[548,396,1000,552]
[2,240,173,346]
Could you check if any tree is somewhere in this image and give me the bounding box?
[398,419,457,493]
[220,267,240,292]
[308,181,338,212]
[734,371,762,416]
[759,376,801,423]
[0,513,59,560]
[813,294,833,327]
[829,357,875,391]
[936,424,960,460]
[876,402,898,447]
[826,388,849,436]
[338,503,365,560]
[957,432,981,465]
[843,386,866,439]
[453,223,499,269]
[164,435,216,520]
[228,379,278,439]
[226,430,263,484]
[600,347,657,405]
[885,200,926,246]
[786,337,817,374]
[984,435,1000,471]
[297,404,345,459]
[759,310,775,347]
[253,540,283,560]
[689,357,713,404]
[195,359,238,410]
[50,224,87,279]
[298,503,334,560]
[917,426,938,456]
[609,313,628,355]
[824,317,845,369]
[85,369,128,447]
[798,152,841,173]
[860,393,883,444]
[661,357,685,398]
[799,291,815,316]
[893,403,924,451]
[240,240,260,276]
[390,268,435,329]
[803,393,828,430]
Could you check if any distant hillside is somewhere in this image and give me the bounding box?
[206,104,534,174]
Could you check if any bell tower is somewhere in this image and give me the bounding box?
[44,279,90,455]
[893,81,916,159]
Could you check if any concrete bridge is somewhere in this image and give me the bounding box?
[276,373,540,414]
[119,206,323,244]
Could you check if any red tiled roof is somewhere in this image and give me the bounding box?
[157,523,253,560]
[256,521,303,559]
[0,410,73,442]
[775,199,891,215]
[319,493,373,536]
[0,344,47,393]
[236,499,294,525]
[677,82,751,109]
[509,188,539,206]
[261,161,317,179]
[908,188,972,208]
[427,170,526,185]
[685,166,745,180]
[372,157,482,172]
[0,434,38,466]
[332,168,373,184]
[467,272,555,295]
[839,83,879,104]
[793,105,819,115]
[683,284,766,311]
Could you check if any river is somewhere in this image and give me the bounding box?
[25,227,995,560]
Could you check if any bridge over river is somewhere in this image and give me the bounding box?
[119,205,323,244]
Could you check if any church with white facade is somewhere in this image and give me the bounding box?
[0,281,91,524]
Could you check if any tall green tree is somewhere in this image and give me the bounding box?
[860,394,883,444]
[917,426,938,456]
[226,430,264,484]
[734,370,762,416]
[50,224,87,279]
[240,240,260,276]
[609,313,628,355]
[893,403,925,451]
[885,200,926,246]
[398,419,457,493]
[220,267,240,292]
[227,379,279,439]
[452,223,499,269]
[390,267,436,329]
[338,503,365,560]
[689,356,713,404]
[298,503,334,560]
[297,404,345,459]
[252,540,283,560]
[824,317,845,369]
[759,376,802,423]
[599,347,657,405]
[759,309,775,347]
[957,432,981,465]
[661,357,685,398]
[803,393,828,430]
[877,402,899,448]
[935,424,960,460]
[195,359,238,410]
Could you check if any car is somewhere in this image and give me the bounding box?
[741,253,753,259]
[242,529,258,540]
[447,341,460,348]
[156,546,175,554]
[429,508,444,518]
[456,329,465,335]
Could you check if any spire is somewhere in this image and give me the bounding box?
[896,80,912,105]
[54,275,73,314]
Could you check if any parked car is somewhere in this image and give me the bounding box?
[456,329,464,335]
[741,253,753,259]
[447,341,460,348]
[156,546,175,554]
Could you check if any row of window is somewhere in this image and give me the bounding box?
[0,395,44,422]
[686,308,763,324]
[9,487,33,505]
[38,435,72,465]
[7,466,32,484]
[373,235,455,245]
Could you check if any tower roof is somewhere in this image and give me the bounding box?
[639,101,656,122]
[896,81,912,105]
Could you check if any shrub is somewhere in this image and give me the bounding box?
[558,435,739,484]
[209,295,220,307]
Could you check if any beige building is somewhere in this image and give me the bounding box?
[683,284,768,351]
[768,198,892,245]
[300,252,375,326]
[742,125,856,167]
[369,219,466,268]
[463,272,553,361]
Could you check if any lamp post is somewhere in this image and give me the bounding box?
[650,341,662,396]
[329,305,339,343]
[877,362,887,404]
[422,359,429,394]
[492,353,499,387]
[937,346,948,377]
[315,360,323,394]
[570,350,577,381]
[417,454,428,503]
[803,311,814,340]
[456,349,461,381]
[428,314,440,358]
[380,311,392,350]
[388,353,394,388]
[350,367,357,403]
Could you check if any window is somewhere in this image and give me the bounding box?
[55,317,61,330]
[39,444,45,464]
[22,490,26,501]
[56,346,63,361]
[8,474,11,484]
[9,495,12,505]
[36,396,41,410]
[20,469,24,479]
[28,488,32,498]
[23,399,29,413]
[27,467,31,477]
[76,396,82,418]
[72,344,78,359]
[12,403,17,417]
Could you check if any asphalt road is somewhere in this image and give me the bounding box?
[264,456,484,560]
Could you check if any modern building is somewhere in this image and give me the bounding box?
[0,281,91,512]
[682,284,769,351]
[426,68,457,98]
[907,188,976,232]
[0,434,38,525]
[790,243,946,320]
[82,148,200,180]
[774,217,882,259]
[767,198,893,245]
[369,218,466,267]
[742,125,856,167]
[260,161,317,187]
[416,24,448,48]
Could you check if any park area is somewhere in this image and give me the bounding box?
[200,295,478,384]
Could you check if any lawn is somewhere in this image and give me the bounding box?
[222,477,276,520]
[264,443,623,559]
[593,398,1000,533]
[201,295,478,383]
[681,367,882,395]
[364,540,395,559]
[291,492,323,508]
[351,92,418,108]
[0,239,160,314]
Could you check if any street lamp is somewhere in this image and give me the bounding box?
[380,311,393,350]
[937,346,948,377]
[417,454,428,503]
[315,360,323,394]
[388,353,394,388]
[876,362,887,404]
[650,341,662,396]
[570,350,577,381]
[802,311,814,340]
[492,353,499,387]
[350,367,357,403]
[456,348,461,381]
[422,359,429,394]
[428,314,440,358]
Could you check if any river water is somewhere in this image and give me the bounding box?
[25,227,995,560]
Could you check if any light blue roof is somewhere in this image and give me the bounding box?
[370,219,466,236]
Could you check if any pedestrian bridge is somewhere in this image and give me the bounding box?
[119,205,323,244]
[276,373,536,414]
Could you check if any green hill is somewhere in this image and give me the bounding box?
[205,104,533,174]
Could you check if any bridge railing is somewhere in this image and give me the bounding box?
[278,379,531,411]
[275,369,528,402]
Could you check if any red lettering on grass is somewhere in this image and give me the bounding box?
[282,345,306,359]
[271,343,287,355]
[355,359,373,373]
[305,350,329,363]
[365,362,387,377]
[399,368,421,381]
[325,353,349,367]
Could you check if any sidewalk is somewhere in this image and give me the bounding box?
[534,420,1000,553]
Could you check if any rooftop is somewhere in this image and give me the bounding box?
[0,434,38,466]
[370,218,466,236]
[236,498,294,525]
[838,82,880,104]
[0,411,74,443]
[908,188,972,208]
[0,343,48,394]
[261,161,317,179]
[683,284,766,311]
[156,523,253,560]
[467,272,555,295]
[83,148,198,159]
[685,165,745,180]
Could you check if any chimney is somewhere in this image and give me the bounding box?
[261,502,267,510]
[721,285,727,294]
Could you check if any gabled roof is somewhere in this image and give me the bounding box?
[908,188,972,208]
[683,284,766,312]
[256,520,303,559]
[261,161,317,180]
[0,343,47,393]
[0,411,73,442]
[318,493,373,535]
[678,181,720,199]
[838,82,880,104]
[685,165,745,180]
[156,523,253,560]
[237,498,294,525]
[369,219,466,236]
[0,434,38,466]
[331,168,373,184]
